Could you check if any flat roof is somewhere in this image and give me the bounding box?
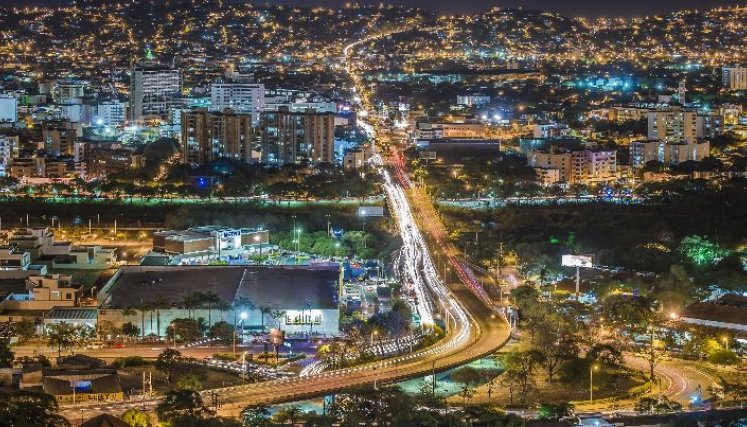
[101,266,339,310]
[682,297,747,326]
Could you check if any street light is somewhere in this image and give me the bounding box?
[590,364,599,403]
[234,311,248,356]
[254,234,262,260]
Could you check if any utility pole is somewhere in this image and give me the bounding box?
[88,218,92,234]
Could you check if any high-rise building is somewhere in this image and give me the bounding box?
[42,122,76,156]
[210,81,265,124]
[259,107,335,166]
[0,135,19,177]
[130,64,182,121]
[52,81,86,102]
[95,100,126,127]
[181,108,253,165]
[0,95,17,123]
[722,66,747,91]
[647,107,723,143]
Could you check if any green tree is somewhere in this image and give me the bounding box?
[176,374,203,391]
[240,405,271,427]
[678,235,729,267]
[530,313,582,383]
[156,388,214,423]
[181,292,202,320]
[537,402,574,420]
[0,391,70,427]
[208,321,235,344]
[14,319,37,340]
[708,349,739,365]
[201,291,222,327]
[0,339,14,368]
[155,349,182,383]
[451,366,481,405]
[499,349,540,405]
[46,322,78,357]
[152,295,170,337]
[122,322,141,337]
[121,408,151,427]
[167,318,202,343]
[272,405,304,424]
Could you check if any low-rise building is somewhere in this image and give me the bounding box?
[152,226,269,261]
[416,121,487,140]
[629,139,711,168]
[0,247,31,270]
[0,273,76,312]
[533,123,571,139]
[456,94,491,107]
[528,146,617,184]
[679,294,747,332]
[41,369,123,404]
[343,149,368,170]
[98,265,342,338]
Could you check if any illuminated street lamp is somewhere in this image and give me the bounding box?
[590,364,599,403]
[722,336,730,351]
[254,234,262,260]
[234,311,248,356]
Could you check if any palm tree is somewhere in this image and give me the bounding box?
[259,306,272,331]
[152,295,170,338]
[139,299,154,337]
[125,305,142,337]
[270,310,287,330]
[47,322,77,357]
[215,299,232,322]
[180,292,201,320]
[201,291,221,327]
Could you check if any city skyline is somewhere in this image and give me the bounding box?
[0,0,746,425]
[13,0,747,17]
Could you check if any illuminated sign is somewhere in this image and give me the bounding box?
[561,254,594,268]
[220,230,241,238]
[71,380,92,392]
[285,310,322,326]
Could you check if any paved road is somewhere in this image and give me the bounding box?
[57,35,510,420]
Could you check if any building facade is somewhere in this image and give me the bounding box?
[260,107,335,166]
[528,147,617,184]
[0,135,18,177]
[210,81,265,124]
[723,66,747,91]
[647,107,723,143]
[181,108,253,165]
[630,140,711,168]
[0,95,18,123]
[94,100,126,127]
[130,64,182,121]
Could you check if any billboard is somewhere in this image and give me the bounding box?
[561,254,593,268]
[358,206,384,217]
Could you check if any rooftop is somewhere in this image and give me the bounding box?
[101,266,340,310]
[681,294,747,327]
